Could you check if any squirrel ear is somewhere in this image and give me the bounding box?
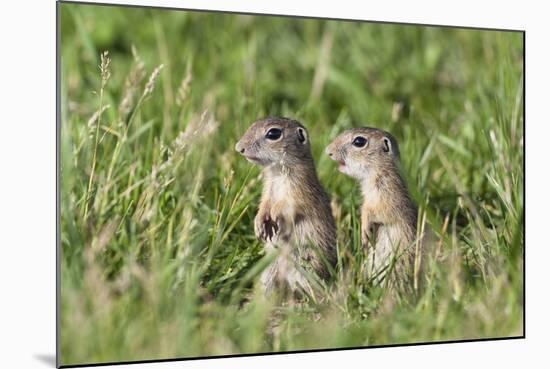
[297,127,307,144]
[382,137,392,153]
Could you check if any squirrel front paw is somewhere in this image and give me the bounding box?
[362,222,381,246]
[255,213,279,242]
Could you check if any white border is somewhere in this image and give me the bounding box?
[1,0,547,368]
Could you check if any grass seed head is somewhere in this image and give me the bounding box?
[99,51,111,88]
[143,64,164,99]
[118,46,147,119]
[87,104,110,136]
[176,66,193,107]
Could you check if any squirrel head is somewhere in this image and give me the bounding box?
[235,117,312,168]
[325,127,400,180]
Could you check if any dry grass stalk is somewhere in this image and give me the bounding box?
[83,50,111,220]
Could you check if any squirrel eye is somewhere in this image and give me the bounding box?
[265,128,282,140]
[352,136,368,148]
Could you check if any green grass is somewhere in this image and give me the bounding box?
[59,3,524,366]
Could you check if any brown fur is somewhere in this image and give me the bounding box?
[326,127,422,288]
[236,117,337,297]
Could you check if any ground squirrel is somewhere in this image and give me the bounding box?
[235,117,337,297]
[326,127,422,288]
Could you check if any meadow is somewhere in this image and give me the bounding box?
[59,3,524,366]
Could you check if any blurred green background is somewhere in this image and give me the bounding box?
[60,2,524,366]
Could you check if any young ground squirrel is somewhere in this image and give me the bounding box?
[326,127,422,288]
[235,117,337,297]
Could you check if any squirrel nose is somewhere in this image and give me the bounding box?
[235,142,245,154]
